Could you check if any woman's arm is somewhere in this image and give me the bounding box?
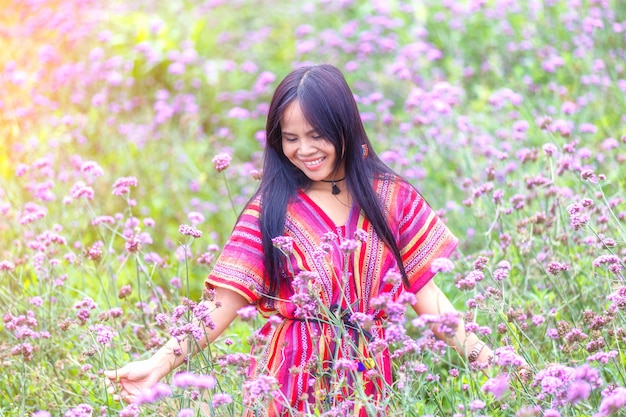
[105,286,249,402]
[411,279,492,364]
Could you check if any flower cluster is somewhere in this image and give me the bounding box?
[179,224,202,238]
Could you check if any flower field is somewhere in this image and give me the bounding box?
[1,0,625,416]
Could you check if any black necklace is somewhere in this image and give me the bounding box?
[320,177,346,195]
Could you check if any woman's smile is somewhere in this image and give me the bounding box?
[280,100,344,182]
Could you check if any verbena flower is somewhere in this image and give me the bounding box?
[339,238,359,254]
[595,387,626,417]
[272,235,294,255]
[212,393,233,408]
[63,404,93,417]
[236,305,257,322]
[482,373,510,399]
[212,153,232,172]
[118,404,140,417]
[431,257,455,273]
[179,224,202,238]
[243,374,278,401]
[172,371,216,389]
[112,176,138,196]
[90,324,115,345]
[135,382,172,405]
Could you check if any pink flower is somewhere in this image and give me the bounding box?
[90,324,115,345]
[547,261,570,275]
[482,373,510,399]
[172,371,216,389]
[63,404,93,417]
[595,387,626,417]
[135,382,172,405]
[16,163,29,176]
[125,236,142,253]
[431,257,455,273]
[0,260,16,272]
[112,176,138,196]
[212,153,232,172]
[187,211,205,225]
[69,182,95,200]
[543,143,558,156]
[272,236,294,255]
[243,375,278,400]
[179,224,202,238]
[118,285,132,299]
[80,161,104,177]
[212,393,233,408]
[236,305,257,322]
[339,239,359,254]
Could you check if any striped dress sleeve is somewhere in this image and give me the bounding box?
[205,198,266,303]
[397,182,459,293]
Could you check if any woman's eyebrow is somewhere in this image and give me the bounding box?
[281,128,318,136]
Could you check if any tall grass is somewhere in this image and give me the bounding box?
[1,0,625,416]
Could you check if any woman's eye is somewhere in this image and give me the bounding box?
[284,137,297,142]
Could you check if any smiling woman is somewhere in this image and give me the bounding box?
[106,64,493,416]
[280,100,343,185]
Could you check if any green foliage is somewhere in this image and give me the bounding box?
[1,0,626,416]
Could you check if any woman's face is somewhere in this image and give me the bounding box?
[280,100,344,182]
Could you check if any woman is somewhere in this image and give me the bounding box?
[105,64,492,415]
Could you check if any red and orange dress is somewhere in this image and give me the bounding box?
[206,175,458,416]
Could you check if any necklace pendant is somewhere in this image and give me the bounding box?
[331,182,341,195]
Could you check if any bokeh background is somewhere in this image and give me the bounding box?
[1,0,625,416]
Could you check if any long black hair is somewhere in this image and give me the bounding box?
[256,64,409,296]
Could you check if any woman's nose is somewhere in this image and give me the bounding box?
[298,138,316,155]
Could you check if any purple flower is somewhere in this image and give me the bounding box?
[63,404,93,417]
[179,224,202,238]
[119,404,140,417]
[212,393,233,408]
[431,257,455,273]
[595,387,626,417]
[547,261,570,275]
[272,235,294,255]
[492,346,525,367]
[579,123,597,134]
[455,270,483,291]
[125,236,142,253]
[243,374,278,399]
[90,324,115,345]
[135,382,172,405]
[112,176,138,196]
[567,380,591,404]
[0,260,16,272]
[187,211,205,225]
[608,286,626,311]
[70,181,94,200]
[353,229,368,242]
[469,399,485,411]
[236,305,257,322]
[212,153,232,172]
[80,161,104,178]
[543,143,558,156]
[339,238,359,254]
[482,373,510,399]
[587,350,618,365]
[172,371,216,389]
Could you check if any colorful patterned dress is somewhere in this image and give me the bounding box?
[205,175,458,416]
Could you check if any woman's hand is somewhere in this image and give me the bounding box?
[104,359,165,403]
[104,287,248,403]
